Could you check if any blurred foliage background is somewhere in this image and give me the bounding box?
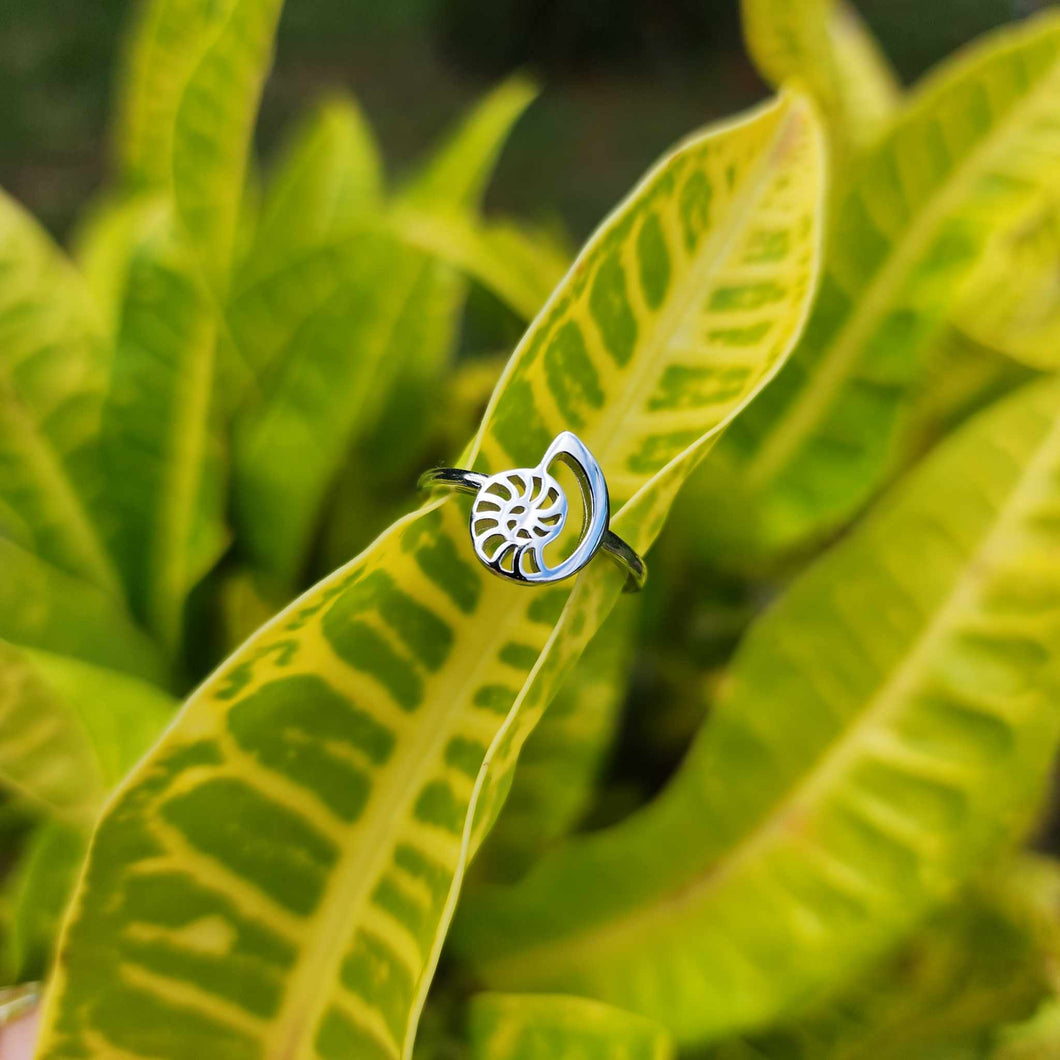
[2,0,1048,242]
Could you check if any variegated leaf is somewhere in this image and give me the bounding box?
[457,377,1060,1046]
[469,994,674,1060]
[36,92,823,1060]
[742,0,900,156]
[710,12,1060,559]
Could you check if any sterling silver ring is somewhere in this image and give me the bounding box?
[418,431,646,592]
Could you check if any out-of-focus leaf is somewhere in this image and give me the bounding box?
[474,598,638,883]
[35,93,824,1060]
[742,0,900,155]
[393,212,571,322]
[458,377,1060,1046]
[956,194,1060,371]
[993,1002,1060,1059]
[397,77,537,211]
[0,539,165,683]
[469,993,674,1060]
[699,857,1060,1059]
[4,821,84,983]
[0,641,174,824]
[710,13,1060,560]
[0,191,120,597]
[231,78,537,589]
[244,93,383,280]
[170,0,284,286]
[101,205,229,650]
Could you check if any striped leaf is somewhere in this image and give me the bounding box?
[469,994,674,1060]
[170,0,284,286]
[0,538,165,683]
[0,640,174,825]
[955,194,1060,371]
[35,92,823,1060]
[474,598,638,883]
[101,205,230,650]
[457,377,1060,1045]
[230,79,536,589]
[742,0,900,157]
[703,857,1060,1059]
[711,12,1060,559]
[0,189,119,596]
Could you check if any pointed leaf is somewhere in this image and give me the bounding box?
[457,377,1060,1045]
[742,0,900,155]
[102,205,229,649]
[398,77,537,211]
[0,190,121,597]
[249,93,384,276]
[171,0,285,286]
[712,12,1060,558]
[469,994,674,1060]
[36,93,823,1060]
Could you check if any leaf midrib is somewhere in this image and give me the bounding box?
[269,513,535,1059]
[744,53,1060,487]
[0,378,123,599]
[488,401,1060,982]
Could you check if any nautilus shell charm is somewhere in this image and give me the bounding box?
[470,432,609,585]
[418,431,646,591]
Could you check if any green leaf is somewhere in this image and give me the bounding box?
[474,597,638,883]
[711,12,1060,559]
[0,641,174,824]
[701,857,1060,1059]
[469,994,674,1060]
[993,1001,1060,1059]
[36,92,823,1060]
[245,92,383,279]
[0,538,165,682]
[170,0,285,286]
[230,80,538,589]
[457,377,1060,1045]
[4,821,85,983]
[397,77,537,211]
[101,204,230,650]
[0,189,120,597]
[742,0,900,156]
[955,193,1060,371]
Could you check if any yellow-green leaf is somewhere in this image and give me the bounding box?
[4,821,85,983]
[742,0,900,155]
[457,377,1060,1045]
[0,641,174,824]
[101,204,229,650]
[246,92,384,279]
[170,0,284,286]
[711,12,1060,559]
[474,598,637,883]
[955,193,1060,371]
[36,91,823,1060]
[0,538,165,682]
[397,76,537,211]
[0,189,120,597]
[469,994,674,1060]
[704,857,1060,1059]
[993,1001,1060,1059]
[230,80,537,589]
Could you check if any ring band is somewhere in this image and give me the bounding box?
[418,432,646,592]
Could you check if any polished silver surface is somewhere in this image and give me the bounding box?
[418,431,646,591]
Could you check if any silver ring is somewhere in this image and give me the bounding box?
[418,431,646,592]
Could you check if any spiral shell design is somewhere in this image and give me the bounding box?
[470,468,567,578]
